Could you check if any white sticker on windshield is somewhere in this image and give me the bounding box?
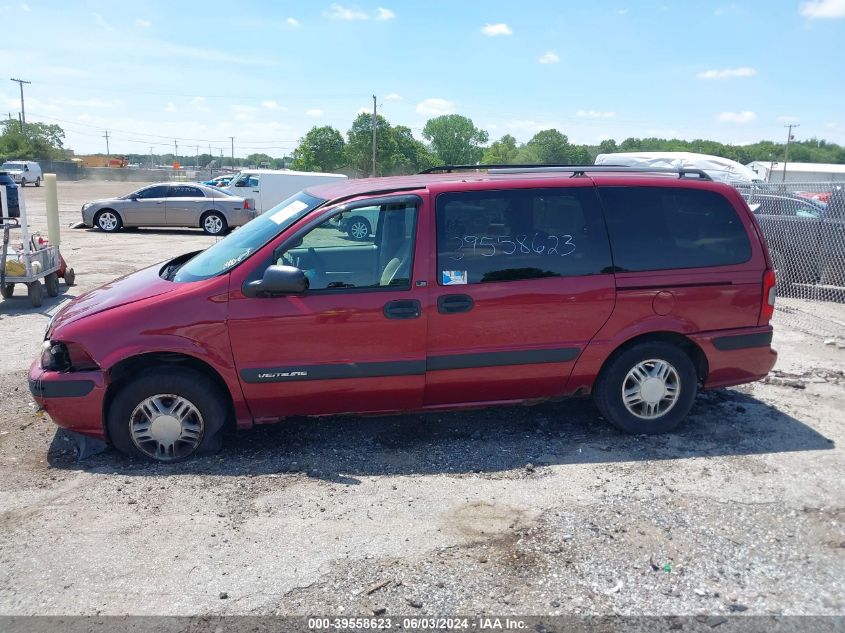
[270,200,309,225]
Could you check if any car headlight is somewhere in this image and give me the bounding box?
[41,341,71,371]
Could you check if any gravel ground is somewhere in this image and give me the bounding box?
[0,181,843,618]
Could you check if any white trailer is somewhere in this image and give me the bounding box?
[222,169,347,214]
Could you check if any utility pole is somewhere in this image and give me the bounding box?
[371,94,377,177]
[782,124,799,183]
[103,130,110,159]
[10,78,31,132]
[150,147,154,169]
[174,140,179,166]
[195,145,199,168]
[229,136,235,170]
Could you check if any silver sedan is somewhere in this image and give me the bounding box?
[81,183,257,235]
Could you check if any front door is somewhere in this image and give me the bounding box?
[125,184,168,225]
[228,195,429,422]
[424,183,616,406]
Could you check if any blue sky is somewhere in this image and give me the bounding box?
[1,0,844,157]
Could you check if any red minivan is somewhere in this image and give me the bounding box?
[29,166,778,462]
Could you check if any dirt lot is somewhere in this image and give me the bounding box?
[0,181,843,617]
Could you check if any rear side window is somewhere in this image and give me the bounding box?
[436,188,612,284]
[598,186,751,272]
[169,185,204,198]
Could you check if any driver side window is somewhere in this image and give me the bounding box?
[277,203,417,291]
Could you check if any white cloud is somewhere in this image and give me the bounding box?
[717,111,756,123]
[323,3,368,20]
[93,12,113,31]
[56,97,119,108]
[538,51,560,64]
[147,41,276,66]
[356,106,370,115]
[384,93,402,101]
[697,66,757,79]
[190,96,211,113]
[616,8,629,14]
[165,102,177,113]
[135,18,151,28]
[19,2,30,10]
[306,108,324,117]
[576,110,616,119]
[800,0,845,18]
[231,104,258,113]
[714,4,740,16]
[481,23,512,36]
[416,98,456,116]
[286,17,301,27]
[47,66,92,78]
[376,7,395,20]
[777,115,800,123]
[261,100,285,110]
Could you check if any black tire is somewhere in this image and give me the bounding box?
[34,177,41,187]
[346,216,371,241]
[28,281,43,308]
[1,283,14,298]
[63,268,75,287]
[19,178,26,187]
[201,210,228,235]
[95,209,122,232]
[45,272,60,297]
[593,341,698,435]
[107,366,228,462]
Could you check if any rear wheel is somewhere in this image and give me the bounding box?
[45,272,59,297]
[201,211,228,235]
[1,283,14,298]
[95,209,122,232]
[107,367,228,462]
[63,268,76,286]
[34,177,41,187]
[593,341,698,435]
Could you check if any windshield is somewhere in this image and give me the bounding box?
[1,162,24,170]
[171,191,325,282]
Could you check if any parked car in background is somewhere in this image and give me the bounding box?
[32,165,777,462]
[0,171,20,217]
[202,174,235,187]
[1,160,42,187]
[331,206,380,240]
[749,192,843,288]
[81,182,256,235]
[222,168,347,213]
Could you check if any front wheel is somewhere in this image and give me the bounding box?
[107,367,228,462]
[593,341,698,435]
[346,216,371,241]
[19,178,26,187]
[201,211,228,235]
[28,281,43,308]
[45,272,60,297]
[95,210,122,232]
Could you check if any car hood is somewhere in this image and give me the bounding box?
[48,262,179,335]
[85,197,124,205]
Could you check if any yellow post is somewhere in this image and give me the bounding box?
[45,173,60,246]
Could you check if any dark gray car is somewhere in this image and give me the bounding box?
[81,183,257,235]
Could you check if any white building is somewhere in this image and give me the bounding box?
[747,161,845,183]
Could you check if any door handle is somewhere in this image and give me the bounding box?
[438,294,474,314]
[383,299,421,319]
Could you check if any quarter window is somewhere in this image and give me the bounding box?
[435,188,612,285]
[598,186,752,272]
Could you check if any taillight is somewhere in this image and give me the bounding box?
[244,199,250,209]
[759,269,776,325]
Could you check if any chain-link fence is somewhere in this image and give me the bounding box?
[733,181,845,339]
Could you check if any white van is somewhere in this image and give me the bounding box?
[1,160,42,187]
[222,169,347,213]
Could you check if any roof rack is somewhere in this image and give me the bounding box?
[419,164,713,181]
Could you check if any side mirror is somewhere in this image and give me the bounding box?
[129,193,139,200]
[243,265,308,297]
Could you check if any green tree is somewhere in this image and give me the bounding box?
[525,129,571,164]
[246,152,274,166]
[597,139,618,155]
[346,113,398,176]
[291,126,346,172]
[422,115,489,165]
[0,119,66,161]
[390,125,436,174]
[482,134,520,164]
